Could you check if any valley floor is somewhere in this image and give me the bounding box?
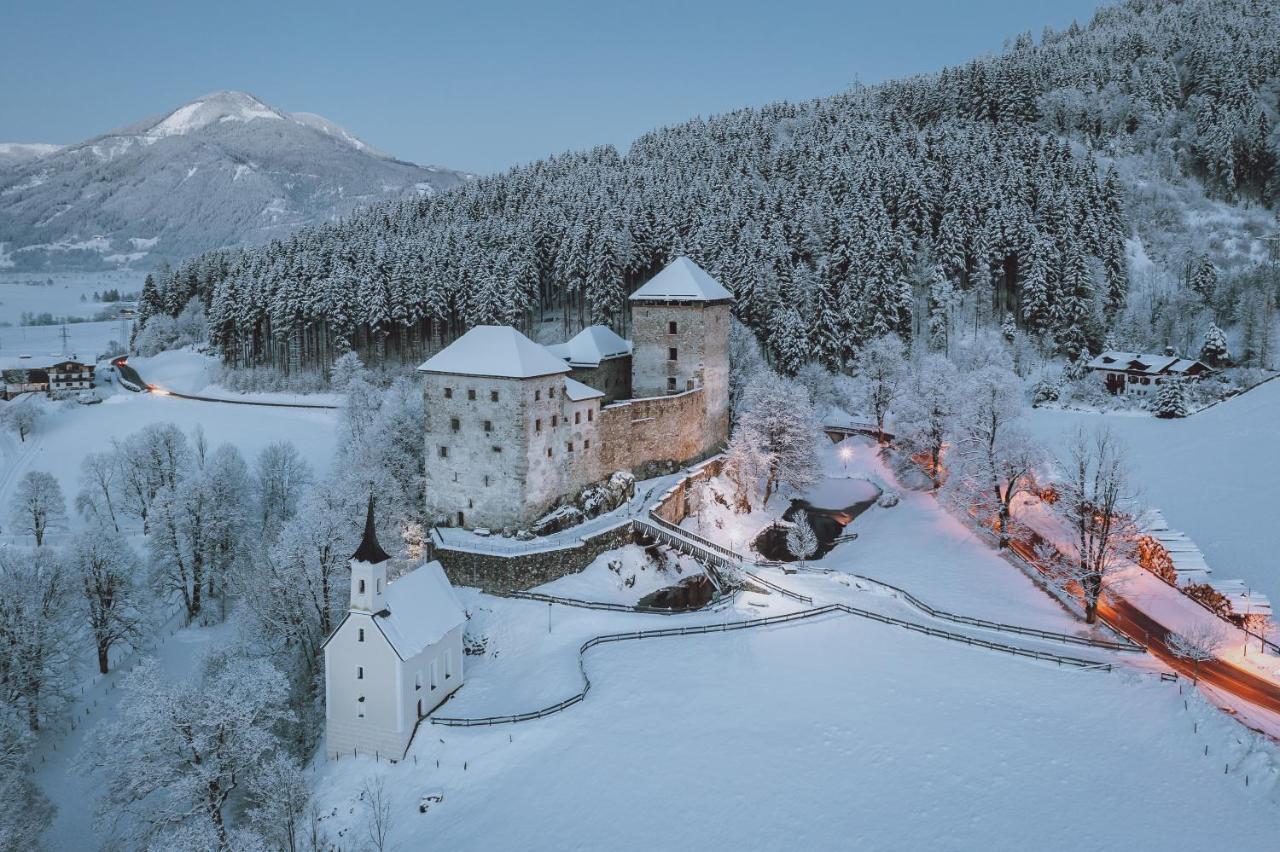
[309,438,1280,850]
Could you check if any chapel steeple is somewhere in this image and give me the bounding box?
[350,496,390,613]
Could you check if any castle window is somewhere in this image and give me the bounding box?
[535,418,542,432]
[584,439,591,449]
[357,666,364,680]
[490,390,499,402]
[358,628,365,642]
[669,321,678,334]
[483,420,493,433]
[535,390,541,401]
[444,387,453,399]
[439,446,449,458]
[575,411,581,425]
[551,415,558,427]
[450,417,460,432]
[567,441,574,453]
[687,379,695,390]
[483,474,490,486]
[667,377,677,392]
[588,409,594,422]
[549,386,556,398]
[358,579,366,594]
[492,445,502,453]
[546,447,552,458]
[357,696,365,718]
[668,347,678,361]
[467,389,477,400]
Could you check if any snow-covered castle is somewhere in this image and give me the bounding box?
[418,257,732,530]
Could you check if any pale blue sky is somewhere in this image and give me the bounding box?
[1,0,1106,174]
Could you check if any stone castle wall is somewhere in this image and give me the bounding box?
[597,388,710,475]
[568,355,632,404]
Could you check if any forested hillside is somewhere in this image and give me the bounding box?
[139,0,1280,376]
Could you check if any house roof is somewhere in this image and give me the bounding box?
[351,496,390,565]
[1086,351,1209,375]
[563,376,605,402]
[545,325,633,367]
[417,326,570,379]
[628,256,733,303]
[374,561,466,660]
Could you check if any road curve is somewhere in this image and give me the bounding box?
[111,357,337,410]
[1007,538,1280,715]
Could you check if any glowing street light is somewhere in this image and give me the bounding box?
[838,445,852,473]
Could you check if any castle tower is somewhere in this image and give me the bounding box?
[350,496,390,613]
[628,256,732,448]
[418,325,601,530]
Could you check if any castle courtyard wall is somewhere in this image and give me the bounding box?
[598,388,713,475]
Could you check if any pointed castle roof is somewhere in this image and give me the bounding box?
[416,325,571,379]
[352,496,391,565]
[545,325,633,367]
[628,256,733,303]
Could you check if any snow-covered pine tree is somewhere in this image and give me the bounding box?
[1001,312,1017,342]
[1153,377,1189,418]
[1200,321,1230,367]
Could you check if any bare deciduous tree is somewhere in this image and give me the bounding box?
[1166,623,1226,683]
[853,334,907,443]
[8,470,66,546]
[946,367,1042,548]
[69,522,143,674]
[1052,426,1141,624]
[361,775,393,852]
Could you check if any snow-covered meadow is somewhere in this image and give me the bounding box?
[312,610,1280,851]
[0,271,144,321]
[0,389,338,538]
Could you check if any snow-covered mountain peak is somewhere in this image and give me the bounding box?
[145,90,284,138]
[290,112,390,159]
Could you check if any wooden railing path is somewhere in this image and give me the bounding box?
[430,602,1116,728]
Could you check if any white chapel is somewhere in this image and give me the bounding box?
[323,500,466,759]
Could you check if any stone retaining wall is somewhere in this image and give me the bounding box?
[434,522,636,593]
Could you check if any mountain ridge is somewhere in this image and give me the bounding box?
[0,91,470,271]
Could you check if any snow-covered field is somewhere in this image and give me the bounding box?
[0,318,125,365]
[1027,380,1280,608]
[313,611,1280,850]
[0,386,338,537]
[0,271,144,321]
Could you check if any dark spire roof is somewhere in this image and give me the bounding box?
[352,495,391,565]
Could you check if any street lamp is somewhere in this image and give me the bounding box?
[839,445,852,473]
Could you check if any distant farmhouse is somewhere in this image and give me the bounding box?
[418,256,732,531]
[0,355,95,400]
[1086,349,1212,395]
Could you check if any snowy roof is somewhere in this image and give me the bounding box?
[563,376,604,402]
[628,256,733,303]
[374,561,466,660]
[417,326,570,379]
[545,325,633,367]
[1086,351,1209,375]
